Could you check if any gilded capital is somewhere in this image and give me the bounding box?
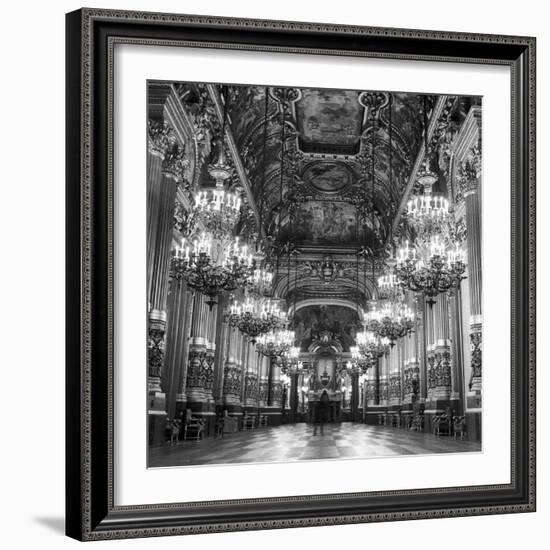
[147,120,175,157]
[162,143,189,181]
[456,145,481,200]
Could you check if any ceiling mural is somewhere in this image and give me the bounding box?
[293,305,360,353]
[280,201,361,246]
[302,161,354,194]
[295,89,364,153]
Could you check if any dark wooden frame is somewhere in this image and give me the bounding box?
[66,8,536,541]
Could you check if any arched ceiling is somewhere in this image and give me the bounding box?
[225,85,435,254]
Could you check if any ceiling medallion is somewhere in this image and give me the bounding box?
[302,161,354,195]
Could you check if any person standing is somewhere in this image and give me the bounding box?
[313,390,330,436]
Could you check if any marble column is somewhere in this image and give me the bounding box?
[147,130,186,445]
[162,277,192,420]
[432,293,452,401]
[271,365,283,409]
[213,301,229,407]
[462,160,482,402]
[350,368,361,422]
[379,355,389,407]
[185,294,208,408]
[455,144,482,440]
[449,287,465,413]
[258,355,269,409]
[243,342,259,410]
[388,344,401,408]
[222,327,242,411]
[415,297,427,403]
[174,288,194,417]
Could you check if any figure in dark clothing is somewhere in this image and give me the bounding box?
[313,390,330,436]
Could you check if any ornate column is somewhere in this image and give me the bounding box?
[222,326,242,411]
[432,293,452,402]
[415,297,427,403]
[289,371,300,423]
[174,286,194,417]
[379,355,389,407]
[271,365,283,412]
[457,148,482,406]
[258,355,269,409]
[243,342,259,410]
[449,287,465,413]
[388,345,402,408]
[162,275,193,420]
[350,367,361,422]
[185,294,208,408]
[147,127,187,445]
[213,298,229,407]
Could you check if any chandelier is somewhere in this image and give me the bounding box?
[357,329,391,360]
[278,345,302,373]
[256,328,294,357]
[194,148,242,237]
[364,300,415,346]
[227,295,286,343]
[172,233,254,309]
[406,160,451,239]
[249,264,274,297]
[394,235,466,306]
[351,329,390,371]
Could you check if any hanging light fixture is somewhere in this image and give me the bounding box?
[364,300,415,347]
[226,295,286,344]
[194,86,242,237]
[394,96,467,305]
[172,233,255,309]
[405,96,452,240]
[256,328,295,358]
[356,329,391,360]
[394,235,466,306]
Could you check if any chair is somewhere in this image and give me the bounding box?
[453,416,467,439]
[242,412,255,430]
[433,414,452,437]
[222,411,239,434]
[183,409,204,441]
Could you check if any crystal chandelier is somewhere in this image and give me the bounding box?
[256,328,294,357]
[249,264,274,297]
[227,295,286,343]
[172,233,254,309]
[364,300,415,346]
[406,160,451,239]
[356,329,391,360]
[394,235,466,306]
[278,345,302,372]
[194,148,242,237]
[351,329,390,371]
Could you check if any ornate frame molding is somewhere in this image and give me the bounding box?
[66,8,536,541]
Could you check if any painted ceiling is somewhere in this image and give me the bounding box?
[225,85,434,252]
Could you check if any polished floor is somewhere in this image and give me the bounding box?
[149,423,481,468]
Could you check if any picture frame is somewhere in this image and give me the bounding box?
[65,7,536,541]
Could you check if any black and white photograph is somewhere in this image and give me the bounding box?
[146,82,483,468]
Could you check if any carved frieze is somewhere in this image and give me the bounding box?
[469,329,482,389]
